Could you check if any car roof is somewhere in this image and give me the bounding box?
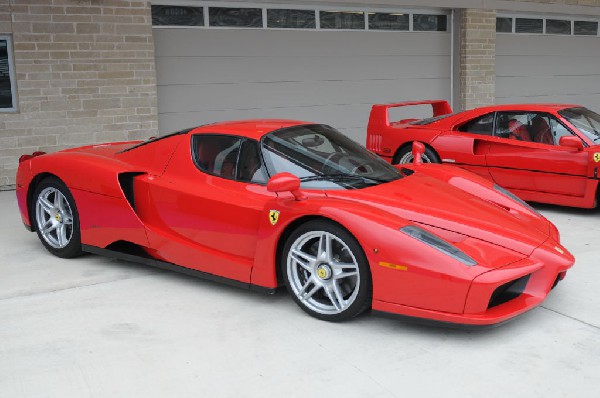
[188,119,313,140]
[473,103,582,113]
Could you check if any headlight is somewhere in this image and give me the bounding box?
[400,226,477,266]
[493,184,539,215]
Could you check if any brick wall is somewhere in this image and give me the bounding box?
[0,0,158,187]
[459,8,496,111]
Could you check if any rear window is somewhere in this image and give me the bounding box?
[411,112,459,125]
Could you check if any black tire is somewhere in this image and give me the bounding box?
[32,176,82,258]
[392,144,441,165]
[281,220,372,322]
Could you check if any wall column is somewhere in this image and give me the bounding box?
[458,9,496,111]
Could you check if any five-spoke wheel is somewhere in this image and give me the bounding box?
[283,220,371,321]
[33,177,82,258]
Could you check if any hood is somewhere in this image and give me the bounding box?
[325,174,550,256]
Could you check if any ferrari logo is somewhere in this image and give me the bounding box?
[317,268,327,279]
[594,152,600,163]
[268,210,280,225]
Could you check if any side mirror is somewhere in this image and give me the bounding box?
[267,172,306,201]
[559,136,583,151]
[412,141,425,164]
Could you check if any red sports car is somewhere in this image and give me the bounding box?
[367,100,600,208]
[16,120,573,326]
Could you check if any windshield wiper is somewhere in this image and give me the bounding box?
[300,174,391,183]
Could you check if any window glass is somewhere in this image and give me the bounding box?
[515,18,543,33]
[574,21,598,35]
[267,9,315,29]
[237,140,267,183]
[193,135,242,179]
[368,12,409,31]
[319,11,365,30]
[496,17,512,33]
[495,112,533,141]
[559,107,600,143]
[0,38,14,110]
[459,113,495,135]
[261,124,401,189]
[209,7,262,28]
[413,14,447,31]
[546,19,571,35]
[151,5,204,26]
[549,118,575,144]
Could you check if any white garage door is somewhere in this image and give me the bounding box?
[152,5,451,143]
[496,15,600,111]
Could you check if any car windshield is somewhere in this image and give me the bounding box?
[559,107,600,142]
[261,124,402,189]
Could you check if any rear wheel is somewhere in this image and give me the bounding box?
[32,177,82,258]
[393,145,440,164]
[282,220,372,322]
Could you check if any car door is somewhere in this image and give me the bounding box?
[430,112,496,179]
[136,134,275,283]
[485,111,588,197]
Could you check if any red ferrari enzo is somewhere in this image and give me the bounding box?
[16,120,573,326]
[367,101,600,208]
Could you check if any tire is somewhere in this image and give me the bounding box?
[282,220,372,322]
[392,144,440,165]
[32,176,82,258]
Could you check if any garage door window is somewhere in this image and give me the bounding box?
[319,11,365,30]
[151,5,204,26]
[496,17,512,33]
[368,12,409,31]
[209,7,262,28]
[546,19,571,35]
[267,9,315,29]
[0,36,16,112]
[413,14,447,31]
[515,18,543,34]
[574,21,598,35]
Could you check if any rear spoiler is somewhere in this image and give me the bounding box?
[19,151,46,163]
[368,100,452,128]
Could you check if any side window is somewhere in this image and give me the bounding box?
[237,139,267,184]
[458,113,495,135]
[193,135,241,179]
[495,112,533,141]
[549,117,576,145]
[529,114,555,145]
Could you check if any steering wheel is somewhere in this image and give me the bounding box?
[338,156,374,175]
[320,152,344,173]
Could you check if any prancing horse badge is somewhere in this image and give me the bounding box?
[269,210,280,225]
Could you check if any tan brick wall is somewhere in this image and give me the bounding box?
[459,9,496,111]
[0,0,158,187]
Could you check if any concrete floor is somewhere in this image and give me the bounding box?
[1,189,599,398]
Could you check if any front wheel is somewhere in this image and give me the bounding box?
[393,145,440,165]
[282,220,372,322]
[32,177,82,258]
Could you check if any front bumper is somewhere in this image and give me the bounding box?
[372,238,573,326]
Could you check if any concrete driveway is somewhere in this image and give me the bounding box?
[1,190,599,398]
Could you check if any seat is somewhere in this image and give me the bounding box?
[196,140,220,172]
[531,117,554,145]
[507,119,532,141]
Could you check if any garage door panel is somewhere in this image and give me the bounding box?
[496,56,600,77]
[497,35,600,56]
[496,34,600,111]
[496,76,600,98]
[154,27,450,136]
[154,29,450,57]
[155,55,450,86]
[158,104,375,141]
[157,78,450,114]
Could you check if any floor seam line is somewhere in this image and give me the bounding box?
[539,305,600,330]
